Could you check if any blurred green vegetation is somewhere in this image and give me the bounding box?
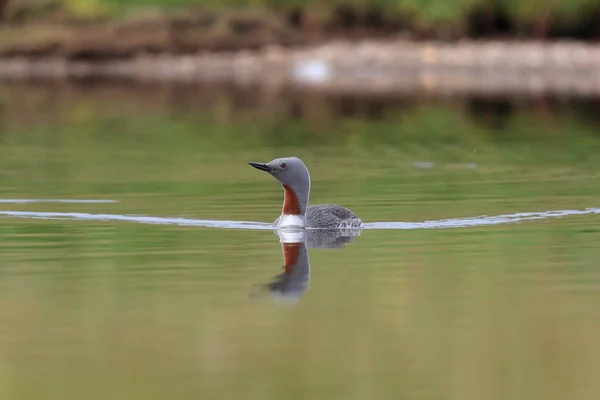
[6,0,600,39]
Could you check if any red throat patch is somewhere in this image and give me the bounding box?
[283,243,301,274]
[282,185,302,215]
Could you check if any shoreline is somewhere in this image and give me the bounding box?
[1,39,600,96]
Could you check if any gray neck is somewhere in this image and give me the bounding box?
[281,166,311,217]
[277,181,310,228]
[293,184,310,215]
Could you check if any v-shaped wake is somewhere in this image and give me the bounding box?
[0,201,597,230]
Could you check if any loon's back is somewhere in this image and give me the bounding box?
[305,204,362,229]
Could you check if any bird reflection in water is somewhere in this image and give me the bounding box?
[252,229,362,302]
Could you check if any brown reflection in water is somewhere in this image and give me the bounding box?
[0,79,599,132]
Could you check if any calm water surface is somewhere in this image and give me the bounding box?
[0,82,599,399]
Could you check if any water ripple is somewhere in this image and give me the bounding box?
[0,199,118,204]
[0,208,598,230]
[0,211,272,230]
[363,208,600,229]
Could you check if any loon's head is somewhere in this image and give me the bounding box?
[248,157,311,215]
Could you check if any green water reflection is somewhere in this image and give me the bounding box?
[0,82,598,399]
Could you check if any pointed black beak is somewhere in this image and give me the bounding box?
[248,162,272,173]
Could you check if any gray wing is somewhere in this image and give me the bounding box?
[306,204,362,228]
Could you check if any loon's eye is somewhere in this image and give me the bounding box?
[280,163,286,168]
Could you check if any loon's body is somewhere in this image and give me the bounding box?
[276,204,361,229]
[248,157,362,229]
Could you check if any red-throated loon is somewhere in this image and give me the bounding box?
[248,157,363,229]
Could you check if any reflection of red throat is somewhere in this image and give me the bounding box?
[283,243,301,274]
[282,185,301,215]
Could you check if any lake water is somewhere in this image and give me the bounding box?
[0,81,599,399]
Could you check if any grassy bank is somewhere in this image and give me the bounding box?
[4,0,600,42]
[0,0,596,61]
